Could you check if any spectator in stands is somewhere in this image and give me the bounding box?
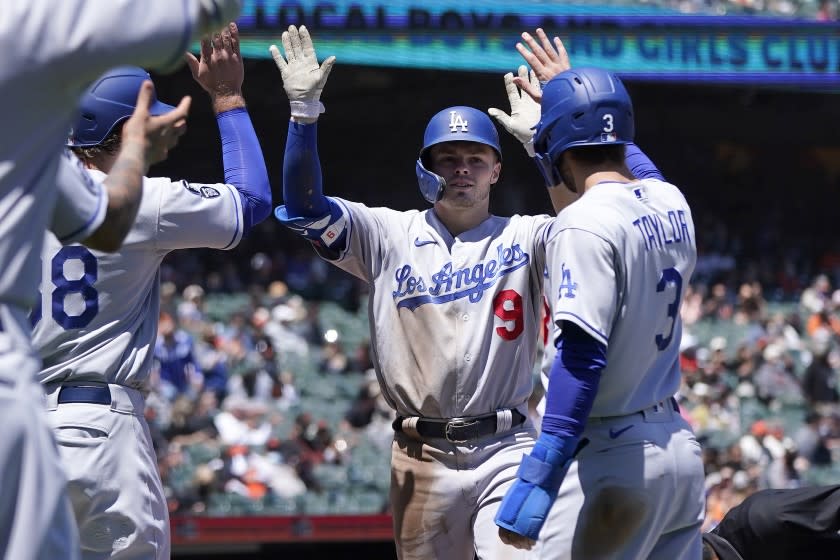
[703,283,734,321]
[178,283,206,331]
[801,273,832,315]
[318,339,350,375]
[194,324,230,402]
[753,342,802,405]
[765,437,803,489]
[164,392,220,446]
[793,412,833,467]
[802,328,840,406]
[214,396,273,447]
[345,373,382,429]
[155,311,203,399]
[349,341,375,373]
[734,281,766,324]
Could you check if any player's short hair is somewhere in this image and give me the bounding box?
[564,143,626,167]
[70,123,124,163]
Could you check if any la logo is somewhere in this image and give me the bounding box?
[557,263,578,299]
[449,111,469,132]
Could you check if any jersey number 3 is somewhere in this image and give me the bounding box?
[655,267,682,351]
[30,246,99,329]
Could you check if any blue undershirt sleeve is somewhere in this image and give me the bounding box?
[541,322,607,440]
[217,107,272,233]
[282,121,329,218]
[624,142,664,181]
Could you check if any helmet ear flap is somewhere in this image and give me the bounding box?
[415,159,445,204]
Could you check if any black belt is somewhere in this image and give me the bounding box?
[57,385,112,405]
[393,410,527,443]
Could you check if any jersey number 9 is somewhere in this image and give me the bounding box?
[30,246,99,329]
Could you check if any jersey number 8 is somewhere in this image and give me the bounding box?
[30,246,99,329]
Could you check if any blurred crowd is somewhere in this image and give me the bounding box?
[678,272,840,531]
[638,0,838,18]
[144,134,840,526]
[143,227,840,529]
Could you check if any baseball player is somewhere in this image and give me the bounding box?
[270,25,557,560]
[270,25,668,560]
[0,2,242,558]
[506,29,677,560]
[30,22,270,559]
[494,65,706,559]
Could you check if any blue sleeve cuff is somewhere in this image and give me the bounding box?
[625,142,664,181]
[217,107,272,233]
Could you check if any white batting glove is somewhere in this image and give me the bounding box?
[196,0,242,35]
[269,25,336,120]
[488,65,542,157]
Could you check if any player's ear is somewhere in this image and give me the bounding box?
[490,161,501,185]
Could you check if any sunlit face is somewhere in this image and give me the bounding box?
[427,141,500,209]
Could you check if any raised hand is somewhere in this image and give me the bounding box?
[488,65,542,155]
[514,28,571,102]
[269,25,335,122]
[185,22,245,113]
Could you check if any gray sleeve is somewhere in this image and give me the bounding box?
[49,151,108,244]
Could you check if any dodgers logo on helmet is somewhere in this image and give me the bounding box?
[68,66,175,148]
[415,106,502,204]
[534,67,634,167]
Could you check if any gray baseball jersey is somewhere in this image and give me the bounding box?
[0,2,230,558]
[535,178,705,560]
[545,178,696,416]
[324,197,552,418]
[0,0,205,312]
[33,169,244,388]
[307,197,551,560]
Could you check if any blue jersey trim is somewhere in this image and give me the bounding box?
[58,186,106,242]
[222,183,242,250]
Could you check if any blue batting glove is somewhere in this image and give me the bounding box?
[494,432,580,540]
[274,199,347,249]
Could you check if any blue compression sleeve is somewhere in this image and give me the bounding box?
[542,322,607,439]
[625,142,664,181]
[282,121,329,218]
[217,108,272,233]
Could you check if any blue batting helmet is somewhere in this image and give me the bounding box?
[533,67,634,184]
[68,66,175,147]
[415,106,502,204]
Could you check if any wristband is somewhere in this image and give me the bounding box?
[290,100,325,119]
